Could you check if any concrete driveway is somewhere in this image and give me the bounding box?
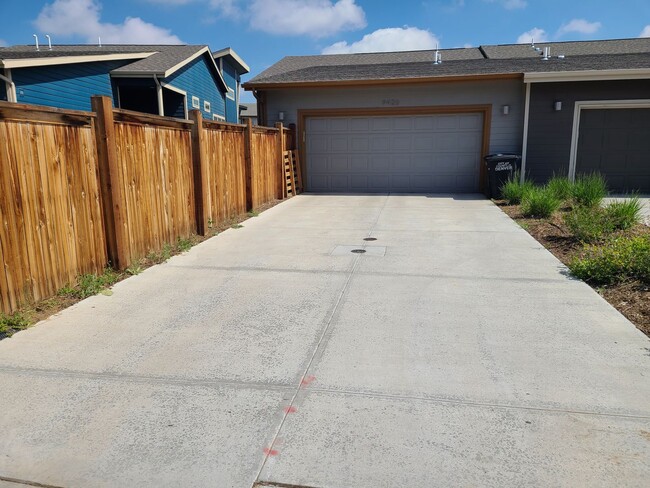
[1,194,649,488]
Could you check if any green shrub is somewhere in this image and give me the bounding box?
[604,196,642,231]
[564,206,613,242]
[520,187,561,218]
[569,235,650,285]
[572,173,607,207]
[501,173,535,204]
[546,176,574,202]
[0,312,30,336]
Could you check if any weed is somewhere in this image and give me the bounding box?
[501,172,535,204]
[521,187,561,218]
[604,196,643,231]
[572,173,607,207]
[569,235,650,285]
[161,243,172,261]
[126,262,144,276]
[57,284,76,297]
[75,268,120,299]
[177,236,193,252]
[0,312,31,336]
[564,206,613,242]
[231,224,244,229]
[247,210,260,217]
[207,218,214,229]
[546,176,574,202]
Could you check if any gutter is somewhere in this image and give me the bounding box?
[153,75,165,117]
[0,69,17,103]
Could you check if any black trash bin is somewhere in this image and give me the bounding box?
[484,154,521,199]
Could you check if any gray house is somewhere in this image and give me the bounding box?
[244,38,650,193]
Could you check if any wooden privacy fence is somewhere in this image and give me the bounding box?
[0,97,296,314]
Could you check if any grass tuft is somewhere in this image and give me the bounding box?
[520,187,561,218]
[604,196,643,230]
[546,176,574,202]
[501,173,535,204]
[572,173,607,208]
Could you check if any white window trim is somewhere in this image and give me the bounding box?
[213,114,226,121]
[568,99,650,181]
[204,100,211,112]
[226,87,236,100]
[191,96,200,109]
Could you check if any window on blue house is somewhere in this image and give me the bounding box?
[226,87,235,100]
[192,96,200,109]
[204,100,211,112]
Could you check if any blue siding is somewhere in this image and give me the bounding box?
[222,60,239,123]
[165,55,225,120]
[12,60,130,112]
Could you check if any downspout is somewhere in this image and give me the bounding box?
[154,75,164,116]
[520,81,531,183]
[0,69,17,103]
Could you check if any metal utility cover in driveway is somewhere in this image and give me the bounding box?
[306,113,484,193]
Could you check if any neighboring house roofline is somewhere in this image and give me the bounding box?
[0,52,154,69]
[244,73,522,90]
[523,68,650,83]
[213,47,250,74]
[111,46,227,91]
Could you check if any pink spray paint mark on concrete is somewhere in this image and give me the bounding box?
[284,406,298,414]
[263,447,279,456]
[300,375,316,387]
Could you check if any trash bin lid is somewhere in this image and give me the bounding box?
[484,153,521,162]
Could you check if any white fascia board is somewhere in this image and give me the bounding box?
[524,69,650,83]
[213,47,250,74]
[161,82,187,96]
[0,52,155,69]
[162,46,228,91]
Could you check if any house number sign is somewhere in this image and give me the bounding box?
[382,98,400,106]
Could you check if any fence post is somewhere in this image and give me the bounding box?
[190,110,209,236]
[91,95,129,269]
[244,118,254,211]
[275,122,285,199]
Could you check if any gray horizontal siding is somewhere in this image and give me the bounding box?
[525,79,650,183]
[263,79,526,156]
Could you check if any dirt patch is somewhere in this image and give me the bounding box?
[1,199,283,340]
[497,201,650,337]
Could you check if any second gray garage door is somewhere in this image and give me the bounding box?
[577,108,650,192]
[305,113,484,193]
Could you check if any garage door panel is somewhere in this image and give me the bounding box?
[306,113,483,193]
[349,118,370,131]
[308,118,328,132]
[576,108,650,192]
[350,155,369,171]
[350,137,369,152]
[391,135,412,151]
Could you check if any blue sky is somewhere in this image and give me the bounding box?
[2,0,650,101]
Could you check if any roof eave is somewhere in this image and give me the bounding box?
[0,52,155,69]
[213,47,250,74]
[524,68,650,83]
[243,72,523,90]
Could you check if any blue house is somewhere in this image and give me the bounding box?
[213,48,250,123]
[0,43,247,123]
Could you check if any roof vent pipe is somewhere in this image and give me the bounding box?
[542,47,550,61]
[98,37,102,48]
[45,35,52,50]
[33,34,39,51]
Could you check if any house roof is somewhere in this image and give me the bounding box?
[213,47,250,74]
[239,102,257,117]
[244,38,650,88]
[0,44,227,90]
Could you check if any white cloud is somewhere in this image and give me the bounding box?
[34,0,183,44]
[146,0,195,4]
[485,0,527,10]
[208,0,243,17]
[641,25,650,37]
[248,0,366,38]
[322,27,439,54]
[557,18,601,36]
[516,27,547,44]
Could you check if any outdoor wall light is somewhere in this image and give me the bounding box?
[502,105,510,115]
[554,101,563,112]
[278,111,285,121]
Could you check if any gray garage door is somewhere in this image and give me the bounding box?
[577,108,650,192]
[305,113,484,193]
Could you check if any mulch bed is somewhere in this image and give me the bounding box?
[497,202,650,337]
